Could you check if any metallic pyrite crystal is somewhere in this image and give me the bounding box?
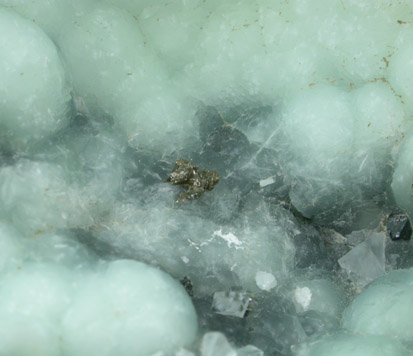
[167,158,219,203]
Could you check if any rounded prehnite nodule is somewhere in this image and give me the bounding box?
[0,7,71,153]
[342,268,413,343]
[61,260,198,356]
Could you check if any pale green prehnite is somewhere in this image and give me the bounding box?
[115,0,215,71]
[388,44,413,112]
[342,268,413,342]
[0,225,94,272]
[278,85,354,218]
[61,260,198,356]
[0,224,197,356]
[282,85,354,160]
[177,0,404,107]
[295,333,412,356]
[23,232,95,269]
[352,82,406,150]
[0,223,23,272]
[285,0,402,83]
[277,80,405,219]
[0,264,74,324]
[0,0,73,40]
[0,7,71,152]
[57,3,196,153]
[392,134,413,224]
[0,264,74,356]
[0,123,125,234]
[0,160,97,233]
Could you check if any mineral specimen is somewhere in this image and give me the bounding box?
[2,0,413,355]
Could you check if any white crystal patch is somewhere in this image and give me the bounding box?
[294,286,312,311]
[259,177,275,187]
[255,271,277,291]
[212,229,244,250]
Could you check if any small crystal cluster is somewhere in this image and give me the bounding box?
[167,159,220,203]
